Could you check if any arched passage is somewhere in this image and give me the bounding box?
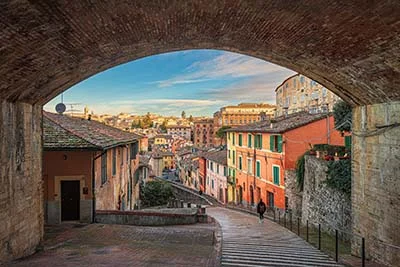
[0,1,399,265]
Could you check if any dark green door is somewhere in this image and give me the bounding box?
[61,181,80,221]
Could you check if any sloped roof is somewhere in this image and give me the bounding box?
[43,112,141,150]
[226,112,330,134]
[202,150,227,166]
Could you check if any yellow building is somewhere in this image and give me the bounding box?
[154,134,173,146]
[226,131,237,203]
[275,74,341,116]
[213,103,276,145]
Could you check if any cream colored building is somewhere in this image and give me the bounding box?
[275,74,341,116]
[213,103,276,145]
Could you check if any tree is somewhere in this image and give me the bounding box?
[160,120,167,133]
[333,100,352,132]
[142,112,152,129]
[181,110,186,119]
[216,126,231,145]
[188,115,193,122]
[140,180,174,208]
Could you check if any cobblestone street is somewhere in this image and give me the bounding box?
[8,222,218,267]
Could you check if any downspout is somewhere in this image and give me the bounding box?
[92,150,107,223]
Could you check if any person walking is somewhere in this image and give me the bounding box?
[257,198,266,223]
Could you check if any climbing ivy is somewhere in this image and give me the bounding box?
[333,100,352,132]
[326,160,351,195]
[295,151,309,191]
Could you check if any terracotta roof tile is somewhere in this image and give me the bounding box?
[43,112,141,150]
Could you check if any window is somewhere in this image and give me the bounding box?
[210,162,214,171]
[224,166,227,176]
[112,148,117,176]
[101,152,107,185]
[232,133,235,145]
[247,158,253,174]
[270,135,282,152]
[255,134,263,149]
[248,134,252,148]
[300,94,305,102]
[228,150,231,159]
[130,142,138,159]
[238,134,243,146]
[211,179,214,189]
[273,166,280,185]
[322,87,327,97]
[232,151,236,164]
[217,164,220,174]
[345,136,352,151]
[293,96,297,104]
[311,91,319,100]
[239,156,242,170]
[256,160,261,177]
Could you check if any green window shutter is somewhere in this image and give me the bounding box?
[270,135,274,151]
[256,161,261,177]
[260,135,263,149]
[254,135,258,148]
[233,134,235,145]
[273,166,280,185]
[233,151,235,164]
[345,136,352,151]
[228,150,230,159]
[248,134,252,148]
[277,135,283,153]
[239,134,242,146]
[233,169,236,178]
[239,157,242,170]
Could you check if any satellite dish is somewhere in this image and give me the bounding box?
[55,103,66,114]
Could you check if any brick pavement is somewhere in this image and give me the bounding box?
[8,222,219,267]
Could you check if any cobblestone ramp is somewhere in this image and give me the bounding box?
[207,207,343,267]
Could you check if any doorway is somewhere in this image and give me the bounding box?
[61,180,80,221]
[249,185,254,206]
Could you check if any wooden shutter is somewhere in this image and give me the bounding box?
[273,166,280,185]
[277,135,283,153]
[270,135,274,151]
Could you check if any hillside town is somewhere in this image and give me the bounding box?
[43,74,346,218]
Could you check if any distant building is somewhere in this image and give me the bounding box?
[166,125,192,140]
[202,150,228,204]
[213,103,276,145]
[275,74,341,117]
[42,112,142,224]
[194,118,214,148]
[226,112,345,209]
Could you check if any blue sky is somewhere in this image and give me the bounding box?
[44,50,295,116]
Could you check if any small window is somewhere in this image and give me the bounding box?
[255,134,263,149]
[232,151,236,164]
[239,156,242,170]
[248,134,252,148]
[112,148,117,176]
[270,135,282,152]
[224,166,227,176]
[238,134,243,146]
[247,158,253,174]
[101,152,107,185]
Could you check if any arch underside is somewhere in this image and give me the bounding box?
[0,0,399,105]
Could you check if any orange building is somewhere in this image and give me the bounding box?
[43,112,142,224]
[194,118,214,148]
[226,112,344,209]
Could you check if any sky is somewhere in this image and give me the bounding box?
[44,49,295,117]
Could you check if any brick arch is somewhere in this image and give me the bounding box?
[0,0,399,105]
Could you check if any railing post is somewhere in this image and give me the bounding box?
[290,212,292,231]
[278,210,281,224]
[284,212,286,228]
[318,223,321,250]
[297,217,300,236]
[306,220,309,242]
[361,237,365,267]
[273,208,276,222]
[335,229,339,262]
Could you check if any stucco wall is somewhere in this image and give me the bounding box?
[352,102,400,266]
[301,156,351,235]
[0,101,43,262]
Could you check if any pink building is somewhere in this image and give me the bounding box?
[203,150,228,204]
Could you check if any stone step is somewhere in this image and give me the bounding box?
[222,248,331,260]
[221,257,342,267]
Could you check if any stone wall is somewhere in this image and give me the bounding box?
[0,101,43,263]
[95,208,199,226]
[284,170,303,217]
[352,102,400,266]
[301,156,351,235]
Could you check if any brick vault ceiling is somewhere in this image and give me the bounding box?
[0,0,399,105]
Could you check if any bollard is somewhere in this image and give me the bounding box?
[361,237,365,267]
[297,217,300,236]
[318,224,321,250]
[306,220,309,242]
[180,200,184,208]
[335,229,339,262]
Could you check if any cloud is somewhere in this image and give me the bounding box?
[154,52,293,88]
[112,99,226,107]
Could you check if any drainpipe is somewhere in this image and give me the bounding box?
[92,150,107,223]
[327,114,331,145]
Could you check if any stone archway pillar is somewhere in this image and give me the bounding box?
[0,101,43,262]
[352,101,400,266]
